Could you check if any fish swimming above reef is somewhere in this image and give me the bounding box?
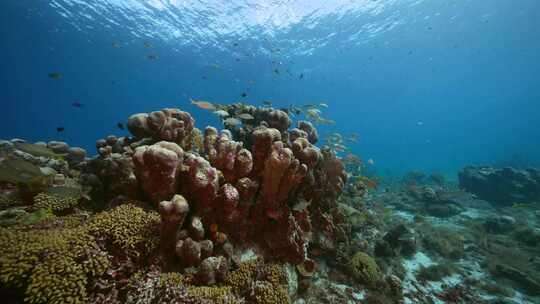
[147,54,158,60]
[346,133,359,143]
[117,123,125,130]
[263,100,272,106]
[241,92,247,98]
[213,110,229,118]
[144,42,152,48]
[224,117,241,126]
[367,158,375,165]
[237,113,254,120]
[48,72,62,79]
[190,98,216,110]
[56,127,65,132]
[71,101,84,108]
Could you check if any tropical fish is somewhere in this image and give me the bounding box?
[56,127,65,132]
[299,73,304,79]
[288,105,302,116]
[319,102,329,108]
[241,92,247,98]
[48,72,62,79]
[346,133,359,143]
[317,118,336,126]
[237,113,254,120]
[213,110,229,118]
[224,117,241,126]
[147,54,158,60]
[71,101,84,108]
[117,123,125,130]
[263,100,272,106]
[144,42,152,48]
[274,68,280,74]
[112,42,120,48]
[190,98,216,110]
[367,158,375,165]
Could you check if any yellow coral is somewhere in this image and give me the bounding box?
[225,259,261,294]
[87,204,160,256]
[33,192,79,213]
[0,227,109,304]
[187,286,238,304]
[348,251,381,284]
[253,281,290,304]
[262,263,287,287]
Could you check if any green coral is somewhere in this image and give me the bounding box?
[348,251,381,284]
[87,204,160,257]
[0,227,109,304]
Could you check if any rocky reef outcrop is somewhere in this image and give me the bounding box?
[459,166,540,206]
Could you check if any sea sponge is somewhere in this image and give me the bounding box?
[348,251,381,285]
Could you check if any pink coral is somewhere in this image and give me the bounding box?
[128,108,194,143]
[204,127,252,183]
[178,153,220,214]
[159,194,190,255]
[133,141,184,204]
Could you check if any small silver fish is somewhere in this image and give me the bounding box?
[237,113,254,120]
[224,117,242,125]
[213,110,229,118]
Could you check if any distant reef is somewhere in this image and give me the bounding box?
[459,165,540,205]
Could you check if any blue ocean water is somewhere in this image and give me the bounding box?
[1,0,539,178]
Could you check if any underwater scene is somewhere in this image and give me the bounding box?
[1,0,540,303]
